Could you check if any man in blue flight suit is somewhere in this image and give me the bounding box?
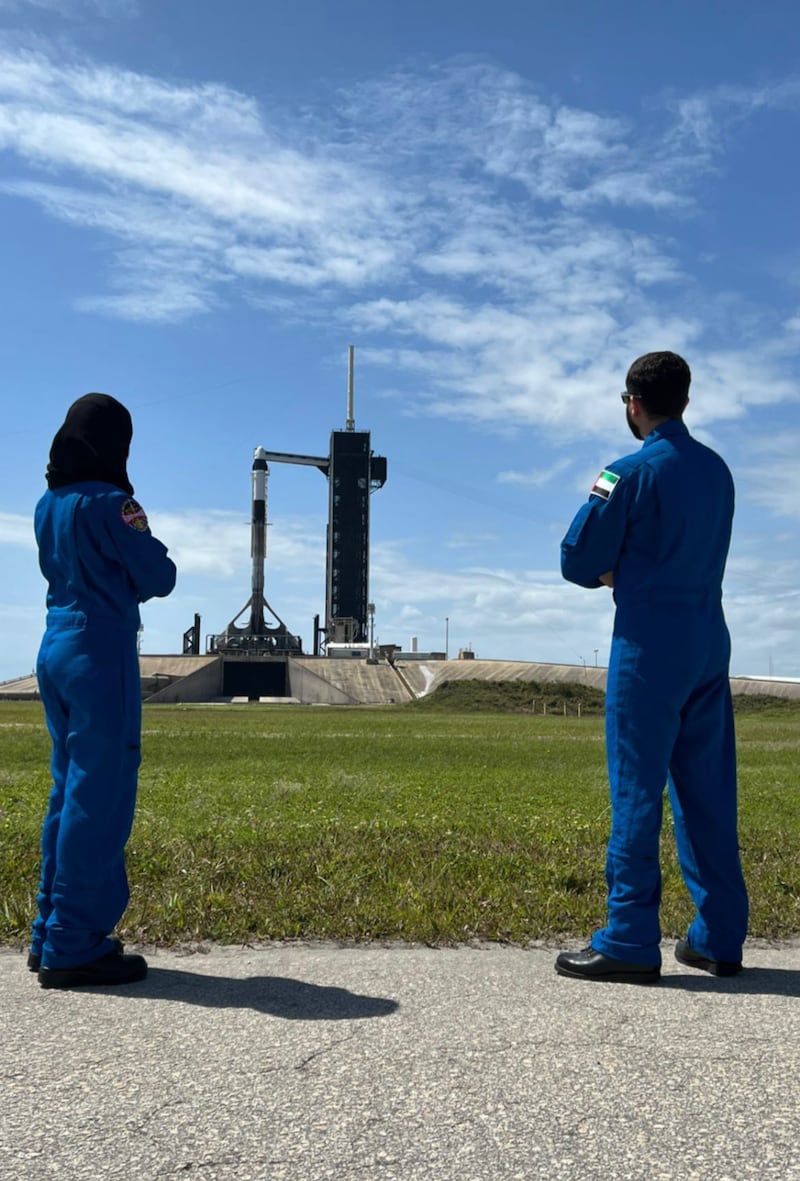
[555,352,748,984]
[31,393,176,988]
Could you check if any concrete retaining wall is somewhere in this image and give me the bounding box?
[289,658,413,705]
[144,656,223,703]
[1,655,798,705]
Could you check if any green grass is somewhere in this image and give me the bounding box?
[1,695,798,947]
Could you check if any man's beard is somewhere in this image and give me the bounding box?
[626,405,643,440]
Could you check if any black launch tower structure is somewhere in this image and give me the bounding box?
[325,418,387,647]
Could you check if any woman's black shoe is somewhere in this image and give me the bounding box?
[38,950,146,989]
[28,935,124,973]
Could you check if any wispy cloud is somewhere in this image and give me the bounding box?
[445,531,500,550]
[0,511,35,548]
[497,459,572,487]
[0,43,410,319]
[0,42,797,438]
[338,61,696,212]
[669,77,800,152]
[737,433,800,519]
[0,0,136,17]
[367,539,614,663]
[5,501,800,677]
[148,508,325,581]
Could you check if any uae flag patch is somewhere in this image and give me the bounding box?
[590,470,620,501]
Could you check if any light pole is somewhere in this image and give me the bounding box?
[368,602,376,663]
[594,649,599,667]
[445,616,449,660]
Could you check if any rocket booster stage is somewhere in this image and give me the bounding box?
[211,444,301,654]
[250,446,268,634]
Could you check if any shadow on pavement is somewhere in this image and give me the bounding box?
[662,967,800,997]
[122,968,400,1020]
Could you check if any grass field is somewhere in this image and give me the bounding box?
[1,695,798,947]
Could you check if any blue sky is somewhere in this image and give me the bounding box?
[1,0,799,681]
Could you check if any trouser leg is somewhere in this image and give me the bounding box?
[591,636,679,966]
[668,672,748,962]
[40,628,142,969]
[31,632,69,957]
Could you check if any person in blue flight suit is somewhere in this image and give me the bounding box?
[555,352,748,984]
[30,393,176,989]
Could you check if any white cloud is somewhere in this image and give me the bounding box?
[148,507,326,582]
[352,293,700,437]
[367,540,615,664]
[3,496,800,680]
[75,249,221,323]
[725,587,800,679]
[340,61,692,212]
[0,511,35,548]
[0,0,135,15]
[0,43,797,436]
[736,433,800,519]
[670,78,800,149]
[497,459,572,487]
[0,44,411,319]
[0,604,42,682]
[445,532,499,550]
[151,505,800,679]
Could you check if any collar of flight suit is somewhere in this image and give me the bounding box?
[642,418,689,447]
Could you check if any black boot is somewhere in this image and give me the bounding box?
[39,949,146,989]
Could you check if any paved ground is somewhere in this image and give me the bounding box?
[3,941,800,1181]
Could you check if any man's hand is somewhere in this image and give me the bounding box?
[599,571,614,587]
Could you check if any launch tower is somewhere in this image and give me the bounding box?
[325,347,387,646]
[210,346,386,661]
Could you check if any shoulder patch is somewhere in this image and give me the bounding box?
[590,470,620,501]
[120,498,149,532]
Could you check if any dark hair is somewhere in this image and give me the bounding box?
[625,351,691,417]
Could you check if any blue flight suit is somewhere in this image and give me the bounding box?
[33,483,176,970]
[561,419,748,967]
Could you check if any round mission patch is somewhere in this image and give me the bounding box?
[120,498,149,532]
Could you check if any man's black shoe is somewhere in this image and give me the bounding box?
[38,950,147,990]
[555,947,660,984]
[674,939,742,977]
[28,935,124,973]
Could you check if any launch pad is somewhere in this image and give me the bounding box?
[204,347,387,681]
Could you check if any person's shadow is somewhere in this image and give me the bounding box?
[662,966,800,997]
[112,966,399,1020]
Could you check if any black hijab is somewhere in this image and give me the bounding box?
[46,393,134,495]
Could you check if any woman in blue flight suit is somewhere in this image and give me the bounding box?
[31,394,176,989]
[555,352,748,984]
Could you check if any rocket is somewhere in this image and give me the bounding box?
[250,446,268,635]
[212,444,302,655]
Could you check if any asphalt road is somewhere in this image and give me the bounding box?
[3,941,800,1181]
